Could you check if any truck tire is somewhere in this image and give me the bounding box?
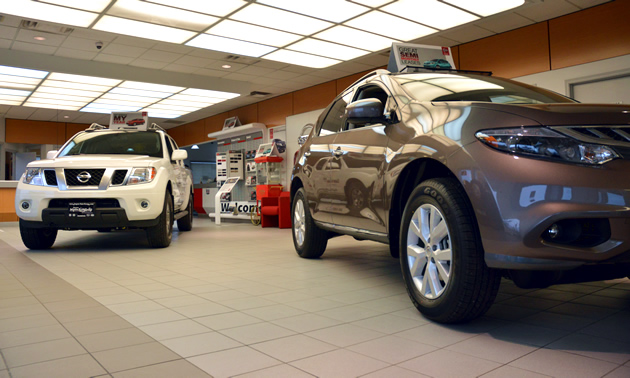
[146,191,173,248]
[292,188,328,259]
[400,178,500,323]
[177,191,193,232]
[19,219,57,250]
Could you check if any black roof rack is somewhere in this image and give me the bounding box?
[400,65,493,76]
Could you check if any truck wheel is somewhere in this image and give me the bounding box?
[176,191,193,232]
[146,191,173,248]
[19,219,57,250]
[400,178,500,323]
[292,188,328,259]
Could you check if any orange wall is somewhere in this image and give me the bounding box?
[6,120,90,145]
[0,188,18,222]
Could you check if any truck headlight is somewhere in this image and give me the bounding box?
[128,167,157,185]
[475,127,619,165]
[23,168,45,185]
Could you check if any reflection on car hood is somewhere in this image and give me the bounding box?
[28,155,162,168]
[470,102,630,126]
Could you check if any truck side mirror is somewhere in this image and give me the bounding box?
[171,149,188,161]
[46,150,58,159]
[346,98,385,125]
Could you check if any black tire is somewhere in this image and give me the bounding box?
[146,191,173,248]
[400,178,500,323]
[19,219,57,250]
[176,192,193,232]
[292,188,328,259]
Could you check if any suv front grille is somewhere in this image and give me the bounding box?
[48,198,121,208]
[111,170,128,185]
[44,170,57,186]
[64,169,105,186]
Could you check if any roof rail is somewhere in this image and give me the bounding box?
[400,65,493,76]
[149,123,165,132]
[87,123,106,131]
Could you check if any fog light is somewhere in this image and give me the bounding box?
[140,200,149,209]
[21,201,30,210]
[547,223,559,239]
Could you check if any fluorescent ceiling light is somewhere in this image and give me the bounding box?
[230,4,332,35]
[443,0,525,17]
[207,20,302,47]
[0,99,23,106]
[118,81,184,93]
[145,113,181,119]
[179,89,240,99]
[0,1,98,27]
[0,74,43,85]
[345,11,436,41]
[100,93,158,103]
[94,16,197,44]
[82,103,142,112]
[349,0,394,6]
[258,0,368,23]
[263,50,341,69]
[186,34,276,58]
[29,93,95,102]
[108,0,219,31]
[382,0,478,30]
[92,99,156,108]
[288,39,369,61]
[109,87,173,98]
[0,65,48,79]
[0,81,37,90]
[41,80,113,92]
[168,94,222,104]
[0,88,32,97]
[143,106,187,115]
[144,0,246,17]
[36,86,102,98]
[39,0,112,12]
[48,73,121,86]
[147,103,200,112]
[26,97,88,107]
[0,94,27,101]
[315,26,398,51]
[24,102,81,111]
[159,99,218,107]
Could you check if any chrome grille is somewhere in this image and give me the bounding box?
[111,170,128,185]
[44,170,57,186]
[64,169,105,186]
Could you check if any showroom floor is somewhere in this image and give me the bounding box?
[0,217,628,378]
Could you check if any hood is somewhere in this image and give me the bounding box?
[29,155,162,168]
[470,102,630,126]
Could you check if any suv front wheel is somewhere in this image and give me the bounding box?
[292,188,328,258]
[19,220,57,250]
[146,191,173,248]
[400,178,500,323]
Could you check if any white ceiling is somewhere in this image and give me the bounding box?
[0,0,611,128]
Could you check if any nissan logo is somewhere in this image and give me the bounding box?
[76,171,91,183]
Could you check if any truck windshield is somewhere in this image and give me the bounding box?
[58,131,163,158]
[394,73,575,104]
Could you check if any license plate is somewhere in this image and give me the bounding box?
[68,202,95,218]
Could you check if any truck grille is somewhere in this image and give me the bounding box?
[44,170,57,186]
[48,198,120,208]
[111,170,128,185]
[64,169,105,186]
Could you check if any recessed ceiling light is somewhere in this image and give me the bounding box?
[382,0,478,30]
[0,0,98,27]
[108,0,219,31]
[39,0,112,12]
[186,34,276,58]
[222,65,232,69]
[191,145,200,149]
[257,0,369,23]
[345,11,436,41]
[230,4,332,35]
[33,36,46,41]
[144,0,247,17]
[443,0,525,17]
[207,20,302,48]
[263,49,341,68]
[94,15,197,44]
[0,65,48,79]
[287,39,369,61]
[315,26,398,51]
[63,115,70,119]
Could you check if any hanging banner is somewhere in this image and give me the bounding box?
[387,43,456,73]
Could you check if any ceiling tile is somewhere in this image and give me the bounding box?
[112,35,158,49]
[28,108,61,121]
[92,53,135,64]
[475,12,534,34]
[251,60,289,70]
[16,29,67,46]
[138,49,183,63]
[12,41,57,54]
[61,36,105,52]
[263,70,302,80]
[5,106,37,119]
[569,0,611,9]
[0,14,22,28]
[54,48,98,60]
[415,34,460,47]
[0,104,11,114]
[194,68,230,78]
[0,39,11,49]
[355,53,389,67]
[309,68,350,80]
[280,65,314,74]
[441,25,495,44]
[151,42,196,55]
[100,43,148,58]
[0,25,17,40]
[173,55,214,67]
[236,65,276,76]
[69,28,117,42]
[291,75,327,85]
[162,63,199,73]
[207,61,247,71]
[333,61,374,73]
[129,59,169,69]
[223,72,257,82]
[250,76,281,86]
[187,49,231,60]
[515,0,580,22]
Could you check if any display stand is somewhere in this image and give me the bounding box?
[214,177,239,225]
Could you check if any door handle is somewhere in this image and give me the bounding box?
[304,151,311,157]
[333,147,343,157]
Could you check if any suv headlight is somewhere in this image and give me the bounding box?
[475,127,619,165]
[23,168,45,185]
[128,167,157,185]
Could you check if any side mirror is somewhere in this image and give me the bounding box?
[46,150,58,159]
[346,98,384,125]
[171,149,188,161]
[298,123,314,146]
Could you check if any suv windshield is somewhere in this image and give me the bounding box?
[393,73,575,104]
[58,131,163,158]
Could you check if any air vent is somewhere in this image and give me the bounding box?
[250,91,271,98]
[224,55,260,65]
[20,20,74,35]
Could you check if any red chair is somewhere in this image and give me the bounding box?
[260,191,291,228]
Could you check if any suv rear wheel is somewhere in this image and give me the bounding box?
[292,188,328,258]
[400,178,500,323]
[146,191,173,248]
[19,220,57,250]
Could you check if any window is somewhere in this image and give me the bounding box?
[58,131,163,158]
[165,135,175,163]
[319,92,353,136]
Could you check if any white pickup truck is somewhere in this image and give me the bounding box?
[15,123,193,249]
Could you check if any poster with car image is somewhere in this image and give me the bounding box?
[110,111,149,130]
[387,43,456,72]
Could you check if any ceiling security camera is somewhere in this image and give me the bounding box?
[95,41,103,50]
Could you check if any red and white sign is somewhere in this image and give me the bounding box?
[110,112,149,130]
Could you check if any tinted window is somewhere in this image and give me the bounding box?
[394,73,575,104]
[58,131,163,158]
[319,92,353,136]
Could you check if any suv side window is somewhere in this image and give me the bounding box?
[165,134,175,163]
[319,92,353,136]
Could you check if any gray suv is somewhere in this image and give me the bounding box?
[290,69,630,323]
